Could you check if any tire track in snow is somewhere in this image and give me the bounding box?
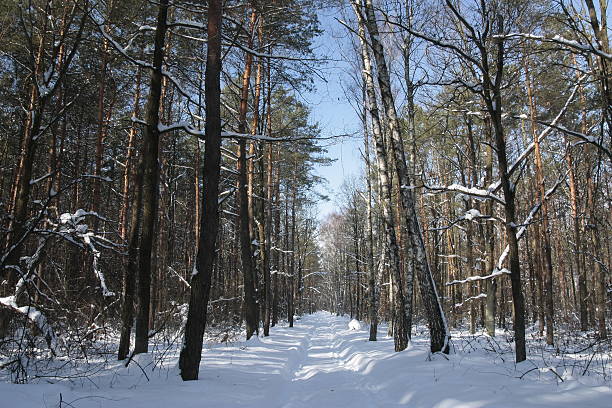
[278,313,382,408]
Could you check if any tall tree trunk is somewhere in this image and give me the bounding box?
[484,17,526,362]
[133,0,169,355]
[249,23,269,335]
[568,130,587,331]
[361,0,448,353]
[117,65,143,361]
[263,64,274,335]
[362,96,378,341]
[483,122,497,337]
[465,117,480,334]
[525,59,554,345]
[587,160,608,339]
[237,8,259,340]
[352,1,408,350]
[179,0,223,380]
[288,180,297,327]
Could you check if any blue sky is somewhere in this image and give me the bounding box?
[303,7,363,220]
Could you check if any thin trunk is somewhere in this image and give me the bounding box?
[117,66,143,361]
[363,96,377,341]
[92,38,109,232]
[525,59,554,345]
[288,181,297,327]
[134,0,168,355]
[237,8,259,340]
[587,162,608,339]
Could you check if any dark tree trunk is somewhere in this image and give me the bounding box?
[237,8,259,340]
[485,17,526,362]
[134,0,168,355]
[118,151,144,360]
[179,0,223,381]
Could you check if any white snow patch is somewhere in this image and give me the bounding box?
[348,319,361,330]
[1,313,610,407]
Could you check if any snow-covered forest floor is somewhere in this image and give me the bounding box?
[1,312,611,407]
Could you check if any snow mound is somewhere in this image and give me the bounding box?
[348,319,361,330]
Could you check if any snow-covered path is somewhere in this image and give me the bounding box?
[2,312,611,407]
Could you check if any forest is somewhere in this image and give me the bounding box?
[0,0,610,406]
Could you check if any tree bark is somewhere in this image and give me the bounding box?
[484,16,526,362]
[117,65,143,361]
[524,59,554,345]
[361,0,449,353]
[237,8,259,340]
[179,0,223,380]
[134,0,168,355]
[363,97,378,342]
[352,1,408,350]
[263,72,274,335]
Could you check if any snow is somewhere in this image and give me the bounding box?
[1,313,610,407]
[0,296,57,351]
[464,208,482,221]
[454,293,487,308]
[348,319,361,330]
[501,33,612,60]
[427,183,505,205]
[446,268,510,286]
[57,209,115,297]
[59,209,99,225]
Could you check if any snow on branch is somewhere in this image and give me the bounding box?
[271,270,293,277]
[156,121,329,143]
[0,296,57,353]
[490,77,585,191]
[209,296,241,305]
[446,269,510,286]
[57,210,115,297]
[82,232,114,297]
[447,172,567,286]
[29,172,55,186]
[302,271,328,280]
[424,183,506,205]
[534,121,611,161]
[158,121,203,135]
[497,33,612,61]
[168,20,206,30]
[454,293,487,308]
[218,188,237,205]
[168,266,191,288]
[429,209,502,232]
